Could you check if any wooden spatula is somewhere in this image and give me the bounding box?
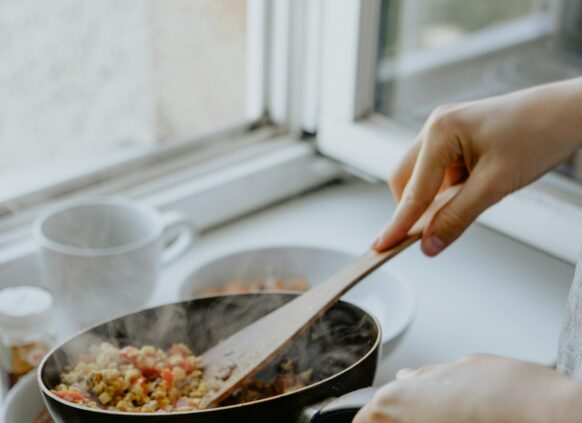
[200,186,461,408]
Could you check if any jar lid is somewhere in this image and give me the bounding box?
[0,286,53,330]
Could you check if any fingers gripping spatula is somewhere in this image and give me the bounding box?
[200,186,461,408]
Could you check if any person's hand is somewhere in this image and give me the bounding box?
[353,354,582,423]
[373,78,582,256]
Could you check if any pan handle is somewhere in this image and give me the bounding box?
[310,387,378,423]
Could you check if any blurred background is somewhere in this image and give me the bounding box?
[2,0,581,183]
[0,0,247,176]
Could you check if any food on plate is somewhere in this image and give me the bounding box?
[198,277,309,296]
[34,408,54,423]
[52,342,313,413]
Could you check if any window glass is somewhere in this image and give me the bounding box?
[375,0,582,182]
[0,0,246,177]
[396,0,544,52]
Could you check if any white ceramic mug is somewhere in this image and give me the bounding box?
[33,198,196,329]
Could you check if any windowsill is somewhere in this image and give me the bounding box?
[0,120,259,217]
[0,137,342,288]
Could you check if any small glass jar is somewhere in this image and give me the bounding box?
[0,286,55,393]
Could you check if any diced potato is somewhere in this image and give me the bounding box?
[98,392,112,405]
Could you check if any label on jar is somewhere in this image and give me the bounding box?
[0,341,49,388]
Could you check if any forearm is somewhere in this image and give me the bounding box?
[550,377,582,423]
[519,77,582,150]
[496,77,582,157]
[471,362,582,423]
[462,77,582,187]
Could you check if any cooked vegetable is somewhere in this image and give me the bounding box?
[52,342,207,412]
[52,342,313,413]
[198,277,309,296]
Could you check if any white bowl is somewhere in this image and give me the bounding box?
[2,371,44,423]
[179,245,417,348]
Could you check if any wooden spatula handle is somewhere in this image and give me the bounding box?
[201,185,462,408]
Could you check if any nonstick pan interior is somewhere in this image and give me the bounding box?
[39,293,380,422]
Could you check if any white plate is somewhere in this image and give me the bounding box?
[2,371,44,423]
[179,245,417,348]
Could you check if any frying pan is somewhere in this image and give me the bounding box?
[38,293,381,423]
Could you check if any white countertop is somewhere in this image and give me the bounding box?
[152,179,575,386]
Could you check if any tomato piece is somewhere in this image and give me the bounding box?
[53,390,86,402]
[161,368,174,390]
[177,360,194,373]
[140,367,160,380]
[118,346,138,364]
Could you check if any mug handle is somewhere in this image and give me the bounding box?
[161,211,197,265]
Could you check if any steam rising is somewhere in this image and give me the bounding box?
[36,200,165,329]
[37,206,378,408]
[42,293,377,401]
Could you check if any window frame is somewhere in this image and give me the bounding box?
[317,0,582,264]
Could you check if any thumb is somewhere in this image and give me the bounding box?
[422,168,503,256]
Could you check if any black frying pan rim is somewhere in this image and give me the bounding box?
[38,292,382,417]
